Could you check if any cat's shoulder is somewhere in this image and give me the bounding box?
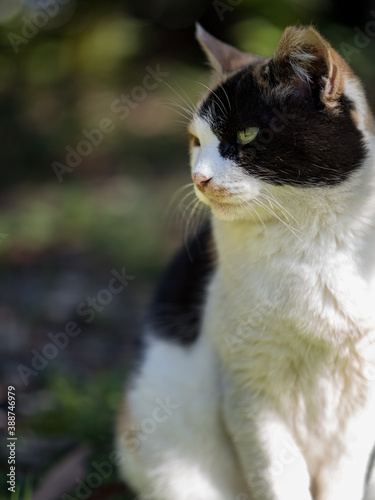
[147,223,216,345]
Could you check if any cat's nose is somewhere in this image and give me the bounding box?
[193,172,212,192]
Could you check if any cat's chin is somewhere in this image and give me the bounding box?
[208,200,250,221]
[194,188,260,221]
[195,191,250,221]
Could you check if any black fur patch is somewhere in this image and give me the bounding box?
[198,62,367,186]
[148,225,215,345]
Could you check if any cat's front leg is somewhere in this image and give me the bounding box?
[222,381,312,500]
[315,401,375,500]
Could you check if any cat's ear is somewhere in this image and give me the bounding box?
[272,26,350,106]
[196,23,259,73]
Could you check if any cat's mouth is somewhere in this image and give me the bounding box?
[195,188,247,220]
[195,187,236,206]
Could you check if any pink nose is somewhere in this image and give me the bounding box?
[193,172,212,192]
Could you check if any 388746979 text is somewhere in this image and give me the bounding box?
[7,386,16,493]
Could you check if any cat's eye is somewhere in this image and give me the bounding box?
[189,134,201,147]
[237,127,259,145]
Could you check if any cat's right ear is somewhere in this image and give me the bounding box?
[271,26,354,107]
[195,23,258,73]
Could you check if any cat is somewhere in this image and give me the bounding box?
[116,24,375,500]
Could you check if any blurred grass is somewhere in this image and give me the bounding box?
[1,370,131,500]
[0,172,193,276]
[30,370,123,447]
[1,0,375,185]
[32,369,132,498]
[9,477,33,500]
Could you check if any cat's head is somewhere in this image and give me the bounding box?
[189,24,375,223]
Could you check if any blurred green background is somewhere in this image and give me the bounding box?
[1,0,375,498]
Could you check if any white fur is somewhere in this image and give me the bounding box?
[118,82,375,499]
[117,333,248,500]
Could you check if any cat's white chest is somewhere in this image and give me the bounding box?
[203,261,375,481]
[203,221,375,441]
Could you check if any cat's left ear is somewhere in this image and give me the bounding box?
[196,23,260,73]
[272,26,350,107]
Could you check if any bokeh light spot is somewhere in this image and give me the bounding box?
[0,0,23,23]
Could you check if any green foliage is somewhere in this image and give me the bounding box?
[26,370,132,498]
[0,175,186,275]
[30,370,124,448]
[4,476,34,500]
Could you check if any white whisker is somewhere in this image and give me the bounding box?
[156,104,192,122]
[164,120,190,127]
[261,190,303,232]
[193,80,228,118]
[254,198,303,241]
[170,78,197,115]
[237,194,268,236]
[159,99,195,117]
[160,79,196,115]
[165,183,195,227]
[218,83,231,111]
[183,199,206,254]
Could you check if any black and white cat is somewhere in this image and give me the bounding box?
[116,25,375,500]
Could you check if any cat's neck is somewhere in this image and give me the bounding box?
[210,171,375,342]
[212,163,375,282]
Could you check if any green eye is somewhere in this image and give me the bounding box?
[237,127,259,145]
